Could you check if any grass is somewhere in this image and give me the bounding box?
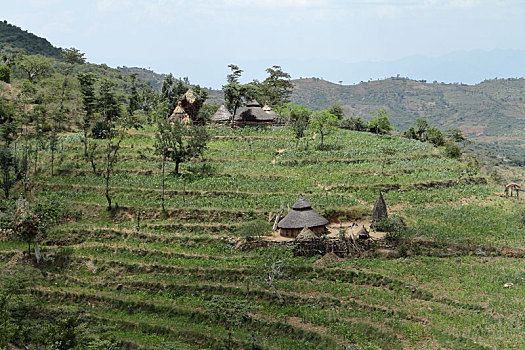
[2,125,524,349]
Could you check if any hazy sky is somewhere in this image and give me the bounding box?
[3,0,525,87]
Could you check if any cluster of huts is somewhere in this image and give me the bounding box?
[211,101,278,126]
[167,88,278,126]
[276,192,388,240]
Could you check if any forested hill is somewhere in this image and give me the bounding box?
[0,20,62,58]
[291,77,525,164]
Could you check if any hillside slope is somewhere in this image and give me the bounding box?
[0,20,62,58]
[3,126,525,349]
[291,77,525,164]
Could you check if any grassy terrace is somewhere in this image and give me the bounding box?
[3,126,525,349]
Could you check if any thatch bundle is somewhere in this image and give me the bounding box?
[372,192,388,222]
[168,101,190,124]
[211,105,232,123]
[295,226,317,241]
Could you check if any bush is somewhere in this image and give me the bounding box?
[339,116,367,131]
[425,126,445,146]
[0,65,10,83]
[90,121,110,139]
[372,216,407,233]
[444,141,461,158]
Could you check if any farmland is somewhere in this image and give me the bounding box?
[2,126,525,349]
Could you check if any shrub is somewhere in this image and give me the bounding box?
[339,116,367,131]
[444,141,461,159]
[0,65,10,83]
[372,216,407,233]
[425,126,445,146]
[90,121,110,139]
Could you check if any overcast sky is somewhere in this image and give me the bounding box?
[3,0,525,87]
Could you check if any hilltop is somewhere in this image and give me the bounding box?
[0,20,63,58]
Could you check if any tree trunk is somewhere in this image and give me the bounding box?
[175,158,180,175]
[83,126,88,157]
[161,154,165,212]
[28,240,31,256]
[34,146,38,174]
[105,138,112,211]
[51,147,54,176]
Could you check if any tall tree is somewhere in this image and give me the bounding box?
[97,80,126,210]
[367,109,395,135]
[222,64,246,127]
[58,48,85,119]
[77,73,96,158]
[0,146,25,199]
[259,65,293,107]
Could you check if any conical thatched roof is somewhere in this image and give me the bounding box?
[235,100,276,122]
[183,88,197,105]
[372,192,388,222]
[168,101,190,123]
[277,195,329,229]
[295,226,317,241]
[357,226,369,239]
[211,105,232,122]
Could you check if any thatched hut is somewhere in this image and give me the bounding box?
[372,192,388,222]
[211,105,232,124]
[277,194,329,238]
[168,101,191,124]
[295,227,317,241]
[235,100,275,126]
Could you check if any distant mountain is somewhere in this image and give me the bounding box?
[291,77,525,164]
[117,66,166,91]
[0,20,62,58]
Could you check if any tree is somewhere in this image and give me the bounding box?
[258,65,293,107]
[206,296,249,349]
[425,126,444,146]
[17,54,53,82]
[0,98,17,146]
[223,64,247,127]
[13,196,40,255]
[446,128,471,148]
[253,246,292,303]
[309,109,338,148]
[0,65,10,83]
[96,80,127,210]
[0,146,25,199]
[156,119,209,176]
[367,109,395,135]
[327,102,345,120]
[77,73,96,158]
[276,103,312,147]
[57,48,85,120]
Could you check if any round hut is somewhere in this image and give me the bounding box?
[235,100,276,126]
[211,105,232,124]
[168,101,191,124]
[372,192,388,222]
[277,194,329,238]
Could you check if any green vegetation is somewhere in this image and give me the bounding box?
[2,19,525,350]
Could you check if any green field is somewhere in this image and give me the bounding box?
[3,126,525,349]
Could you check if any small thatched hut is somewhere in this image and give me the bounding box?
[295,227,317,241]
[168,101,191,124]
[211,105,232,124]
[277,194,329,238]
[372,192,388,222]
[235,100,275,126]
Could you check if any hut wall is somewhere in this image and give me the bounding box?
[280,225,326,238]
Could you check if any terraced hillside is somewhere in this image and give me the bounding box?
[3,127,525,349]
